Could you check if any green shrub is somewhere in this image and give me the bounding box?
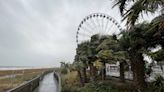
[61,68,68,74]
[152,75,164,92]
[61,86,81,92]
[81,82,117,92]
[61,81,117,92]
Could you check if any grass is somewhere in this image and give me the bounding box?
[61,71,82,92]
[61,71,137,92]
[61,71,78,87]
[0,68,51,92]
[0,68,49,77]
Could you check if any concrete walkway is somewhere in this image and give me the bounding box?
[34,73,58,92]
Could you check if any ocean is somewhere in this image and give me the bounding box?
[0,66,45,70]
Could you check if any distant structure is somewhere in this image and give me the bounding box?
[106,62,164,81]
[76,13,123,45]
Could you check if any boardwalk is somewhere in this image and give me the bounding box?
[34,72,58,92]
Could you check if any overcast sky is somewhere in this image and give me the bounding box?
[0,0,157,67]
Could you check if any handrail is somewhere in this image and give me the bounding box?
[7,75,40,92]
[54,72,61,92]
[7,70,53,92]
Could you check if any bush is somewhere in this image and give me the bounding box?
[61,81,117,92]
[61,71,118,92]
[81,81,117,92]
[61,71,81,92]
[152,75,164,92]
[62,86,81,92]
[61,68,68,74]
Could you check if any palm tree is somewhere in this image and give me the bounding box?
[119,21,164,90]
[60,62,70,74]
[113,1,163,90]
[74,34,103,82]
[96,50,113,80]
[96,36,115,80]
[119,16,164,89]
[73,55,84,86]
[76,41,90,83]
[113,51,128,82]
[149,48,164,64]
[113,0,164,27]
[96,35,128,81]
[87,34,101,80]
[149,15,164,48]
[119,26,148,90]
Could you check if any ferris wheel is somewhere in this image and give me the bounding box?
[76,13,123,45]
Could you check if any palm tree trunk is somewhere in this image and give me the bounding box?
[82,67,87,83]
[102,61,106,80]
[89,63,94,80]
[129,52,146,91]
[89,63,93,76]
[120,61,125,82]
[77,70,84,86]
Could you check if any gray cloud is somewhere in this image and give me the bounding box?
[0,0,157,67]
